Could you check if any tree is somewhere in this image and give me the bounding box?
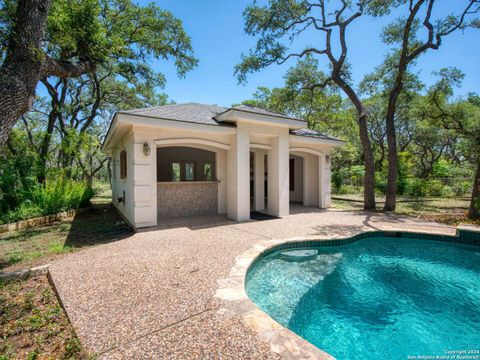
[0,0,197,149]
[418,69,480,219]
[9,0,197,183]
[370,0,480,211]
[0,0,91,148]
[236,0,377,210]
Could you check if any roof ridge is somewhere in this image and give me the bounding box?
[235,103,282,114]
[232,104,304,122]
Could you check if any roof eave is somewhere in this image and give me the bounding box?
[101,113,119,153]
[290,134,346,147]
[215,109,305,129]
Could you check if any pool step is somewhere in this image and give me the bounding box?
[280,249,318,262]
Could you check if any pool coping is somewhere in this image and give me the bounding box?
[215,225,480,360]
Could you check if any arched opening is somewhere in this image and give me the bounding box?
[157,146,216,182]
[289,150,322,209]
[156,146,219,218]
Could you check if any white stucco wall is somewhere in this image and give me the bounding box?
[110,131,136,227]
[289,155,304,203]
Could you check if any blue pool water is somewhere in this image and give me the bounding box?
[245,237,480,360]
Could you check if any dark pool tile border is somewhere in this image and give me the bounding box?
[262,230,480,255]
[248,229,480,271]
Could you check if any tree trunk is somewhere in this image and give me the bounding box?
[384,99,398,211]
[86,174,93,191]
[0,0,52,149]
[37,108,57,184]
[0,0,95,151]
[334,75,376,210]
[359,113,377,210]
[468,160,480,219]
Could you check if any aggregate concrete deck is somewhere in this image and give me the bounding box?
[48,207,456,359]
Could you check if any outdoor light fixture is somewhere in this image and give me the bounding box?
[143,142,150,156]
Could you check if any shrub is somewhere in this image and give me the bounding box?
[331,170,344,193]
[407,178,428,197]
[397,152,411,195]
[451,180,472,196]
[375,174,387,195]
[0,178,95,225]
[334,185,359,195]
[425,179,445,197]
[441,186,454,198]
[32,178,95,214]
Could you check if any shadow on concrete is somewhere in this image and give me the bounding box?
[64,204,133,249]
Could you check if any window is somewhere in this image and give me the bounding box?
[289,158,295,191]
[171,163,181,181]
[157,147,216,182]
[120,151,127,179]
[185,162,194,181]
[203,163,213,181]
[170,161,195,181]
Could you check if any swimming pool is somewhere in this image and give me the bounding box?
[245,234,480,359]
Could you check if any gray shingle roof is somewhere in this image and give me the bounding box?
[120,103,227,126]
[231,104,305,121]
[119,102,341,142]
[290,128,341,141]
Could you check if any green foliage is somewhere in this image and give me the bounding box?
[47,0,107,61]
[32,178,94,214]
[0,177,95,225]
[0,129,39,214]
[0,0,198,77]
[332,168,347,193]
[397,152,411,195]
[239,53,477,204]
[332,166,365,194]
[0,0,198,225]
[406,178,427,197]
[451,181,472,197]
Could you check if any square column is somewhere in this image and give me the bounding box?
[268,131,289,217]
[132,132,157,227]
[254,150,266,211]
[216,150,228,214]
[318,154,331,208]
[227,123,250,221]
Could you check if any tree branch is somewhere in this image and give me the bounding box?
[41,57,96,78]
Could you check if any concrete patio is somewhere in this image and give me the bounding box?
[48,206,456,359]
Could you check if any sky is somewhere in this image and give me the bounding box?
[136,1,479,107]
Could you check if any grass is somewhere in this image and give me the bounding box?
[0,273,89,359]
[0,182,132,273]
[0,183,124,360]
[332,194,477,225]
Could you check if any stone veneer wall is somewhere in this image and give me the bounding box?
[157,182,218,218]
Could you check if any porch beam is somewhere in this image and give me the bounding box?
[155,138,231,150]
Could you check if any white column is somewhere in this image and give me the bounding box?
[324,154,332,207]
[318,154,327,208]
[216,150,227,214]
[132,133,157,227]
[227,123,250,221]
[254,150,266,211]
[268,131,289,217]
